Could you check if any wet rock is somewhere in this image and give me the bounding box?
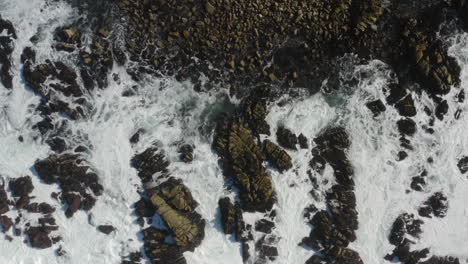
[389,213,423,246]
[97,225,116,235]
[145,244,187,264]
[410,175,426,192]
[9,176,34,197]
[263,140,293,172]
[329,247,364,264]
[397,150,408,161]
[46,137,67,153]
[26,202,55,214]
[20,47,36,64]
[74,145,88,153]
[134,198,156,218]
[255,235,278,262]
[129,129,143,144]
[178,144,194,163]
[395,94,417,117]
[0,215,13,232]
[457,156,468,174]
[298,134,309,149]
[366,99,387,117]
[149,193,205,251]
[63,193,81,218]
[397,118,417,136]
[213,117,275,212]
[421,256,460,264]
[255,219,275,234]
[0,185,9,214]
[435,100,449,120]
[157,177,198,213]
[218,197,246,241]
[34,154,103,216]
[131,147,169,183]
[26,226,55,249]
[419,192,448,218]
[276,127,298,150]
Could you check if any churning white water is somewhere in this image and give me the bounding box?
[0,0,467,263]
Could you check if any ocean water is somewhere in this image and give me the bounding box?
[0,0,467,263]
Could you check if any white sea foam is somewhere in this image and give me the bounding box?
[0,0,468,263]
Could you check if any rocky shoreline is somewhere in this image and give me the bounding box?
[1,0,468,263]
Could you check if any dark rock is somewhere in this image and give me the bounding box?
[366,99,387,117]
[46,137,67,153]
[298,134,309,149]
[157,177,198,213]
[74,145,88,153]
[410,176,426,192]
[34,154,103,216]
[9,176,34,197]
[131,147,169,183]
[218,197,246,241]
[435,100,449,120]
[97,225,115,235]
[419,192,448,218]
[389,213,423,246]
[63,193,81,218]
[457,156,468,174]
[21,47,36,64]
[178,144,194,163]
[395,94,417,117]
[420,256,460,264]
[264,140,293,172]
[0,215,13,232]
[255,219,275,234]
[130,130,143,144]
[397,118,417,136]
[134,198,156,218]
[276,127,298,150]
[26,226,54,249]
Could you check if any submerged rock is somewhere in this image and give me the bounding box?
[418,192,448,218]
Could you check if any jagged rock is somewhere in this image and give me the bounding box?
[157,177,198,213]
[34,154,102,216]
[328,247,364,264]
[395,94,417,117]
[149,193,205,251]
[389,213,423,246]
[178,144,194,163]
[458,156,468,174]
[255,235,278,262]
[421,256,460,264]
[9,176,34,197]
[46,137,67,153]
[134,198,156,218]
[436,100,449,120]
[306,255,327,264]
[213,116,275,212]
[145,244,187,264]
[410,175,426,192]
[0,184,9,214]
[63,193,81,218]
[129,130,143,144]
[255,219,275,234]
[0,215,13,232]
[397,150,408,161]
[26,226,57,249]
[218,197,247,242]
[263,140,293,172]
[20,47,36,64]
[276,127,298,150]
[419,192,448,218]
[298,134,309,149]
[131,147,169,183]
[97,225,115,235]
[366,99,387,117]
[25,202,55,214]
[397,118,417,136]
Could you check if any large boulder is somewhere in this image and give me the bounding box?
[131,147,169,183]
[149,193,204,251]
